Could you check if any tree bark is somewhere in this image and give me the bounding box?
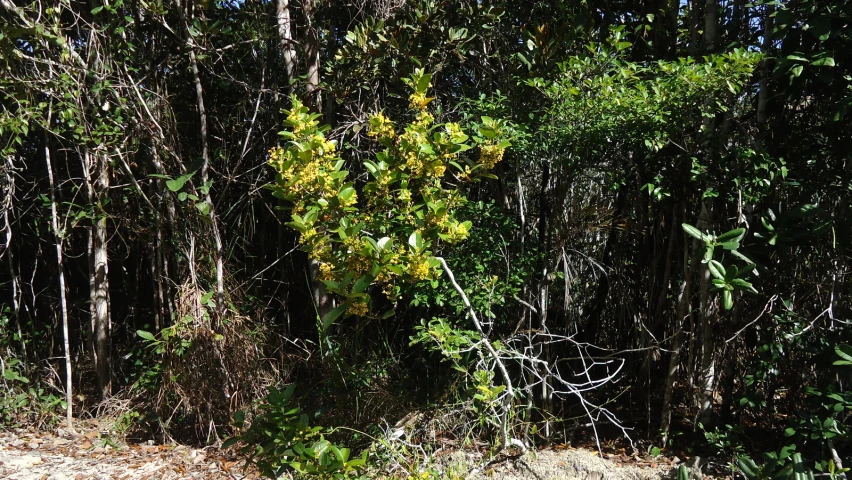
[83,148,113,398]
[2,155,25,358]
[661,203,707,442]
[44,128,74,431]
[276,0,297,94]
[303,0,321,108]
[178,0,226,319]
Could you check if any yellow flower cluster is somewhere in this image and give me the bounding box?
[318,262,334,280]
[346,254,372,276]
[431,163,446,177]
[409,91,432,111]
[414,111,434,128]
[443,220,469,243]
[367,112,395,141]
[268,128,342,206]
[287,107,319,136]
[347,300,368,317]
[267,146,287,171]
[445,122,465,143]
[300,227,319,244]
[409,257,433,281]
[270,77,511,329]
[479,143,506,169]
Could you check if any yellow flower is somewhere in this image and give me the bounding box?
[431,163,446,177]
[454,221,469,239]
[410,257,432,281]
[408,91,433,110]
[415,111,434,128]
[445,122,465,143]
[318,262,334,280]
[347,301,368,317]
[368,112,396,141]
[479,143,505,169]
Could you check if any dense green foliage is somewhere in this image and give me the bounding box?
[1,0,850,477]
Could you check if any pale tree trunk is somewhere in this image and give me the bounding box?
[81,147,113,399]
[177,0,226,320]
[190,47,226,320]
[92,150,112,398]
[696,255,717,427]
[303,0,321,108]
[3,155,25,357]
[275,0,298,324]
[44,128,74,431]
[277,0,297,94]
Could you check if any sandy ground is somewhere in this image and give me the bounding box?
[0,429,678,479]
[441,448,676,480]
[0,430,252,480]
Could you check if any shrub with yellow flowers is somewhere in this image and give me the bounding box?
[268,69,510,330]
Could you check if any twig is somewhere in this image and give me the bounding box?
[436,257,518,451]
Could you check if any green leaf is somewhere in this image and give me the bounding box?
[730,278,758,294]
[717,228,746,243]
[196,201,211,216]
[137,330,156,342]
[352,275,373,294]
[791,65,804,77]
[682,223,704,240]
[408,231,424,251]
[730,249,756,267]
[166,178,185,192]
[708,260,726,279]
[416,73,432,93]
[166,171,195,192]
[834,345,852,365]
[338,186,355,203]
[703,244,715,263]
[321,303,349,332]
[738,457,759,478]
[811,57,835,67]
[723,290,733,310]
[221,437,240,449]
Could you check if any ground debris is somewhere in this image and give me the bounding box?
[438,447,675,480]
[0,430,256,480]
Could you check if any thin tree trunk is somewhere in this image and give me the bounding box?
[696,259,716,427]
[653,211,678,322]
[178,0,226,319]
[44,128,74,431]
[92,150,112,398]
[704,0,718,51]
[661,203,706,442]
[276,0,297,94]
[303,0,321,108]
[81,147,112,399]
[3,155,25,357]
